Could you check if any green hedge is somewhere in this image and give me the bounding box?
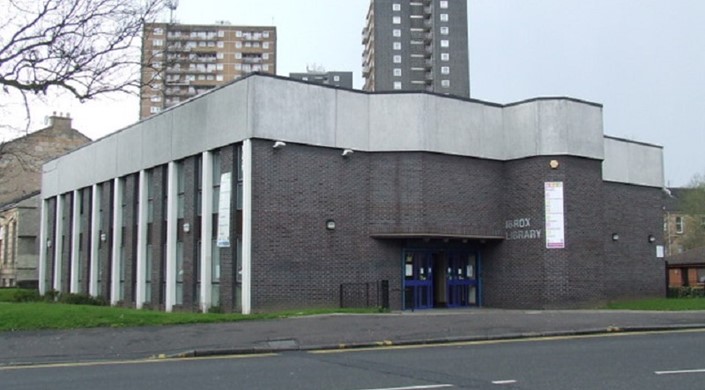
[0,288,107,305]
[667,287,705,298]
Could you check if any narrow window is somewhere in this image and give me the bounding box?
[675,216,684,234]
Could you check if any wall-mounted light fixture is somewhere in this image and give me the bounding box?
[100,233,107,242]
[325,219,336,230]
[549,160,560,169]
[183,223,191,233]
[611,233,620,241]
[648,234,656,243]
[46,239,52,248]
[342,149,354,157]
[273,141,286,149]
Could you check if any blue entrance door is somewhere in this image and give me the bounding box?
[446,252,479,307]
[404,249,479,310]
[404,251,433,310]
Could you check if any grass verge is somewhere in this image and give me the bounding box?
[0,303,383,332]
[605,297,705,311]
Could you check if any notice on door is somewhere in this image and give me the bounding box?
[216,172,232,248]
[544,181,565,249]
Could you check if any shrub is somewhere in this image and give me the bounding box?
[58,293,108,306]
[668,287,705,298]
[43,289,60,302]
[208,305,223,314]
[11,289,41,302]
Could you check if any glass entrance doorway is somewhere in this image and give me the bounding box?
[403,249,479,310]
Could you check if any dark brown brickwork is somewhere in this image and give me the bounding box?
[250,140,504,311]
[218,146,238,312]
[122,174,138,305]
[45,197,56,290]
[483,156,607,309]
[603,182,665,299]
[60,192,72,293]
[98,180,113,300]
[40,141,664,312]
[250,142,663,312]
[181,156,199,309]
[150,166,167,308]
[79,188,92,294]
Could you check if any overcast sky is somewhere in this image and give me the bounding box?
[32,0,705,187]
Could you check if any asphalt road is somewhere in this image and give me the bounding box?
[2,330,704,389]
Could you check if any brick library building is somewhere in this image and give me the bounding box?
[39,75,665,313]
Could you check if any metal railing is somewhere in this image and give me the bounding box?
[340,280,389,309]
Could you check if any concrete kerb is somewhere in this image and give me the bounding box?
[160,324,705,360]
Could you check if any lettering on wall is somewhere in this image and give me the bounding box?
[505,218,542,240]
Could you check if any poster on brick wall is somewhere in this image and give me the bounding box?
[217,172,232,248]
[545,181,565,249]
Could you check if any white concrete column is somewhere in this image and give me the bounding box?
[111,178,123,305]
[89,184,101,297]
[53,194,63,292]
[70,190,80,293]
[200,151,214,312]
[241,140,253,315]
[165,162,178,312]
[135,170,148,309]
[38,198,49,295]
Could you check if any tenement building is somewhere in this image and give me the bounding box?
[289,70,354,89]
[0,193,40,288]
[40,75,665,313]
[140,22,277,119]
[362,0,470,97]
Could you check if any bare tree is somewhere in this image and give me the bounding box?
[0,0,168,132]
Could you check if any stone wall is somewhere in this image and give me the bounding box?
[0,115,90,206]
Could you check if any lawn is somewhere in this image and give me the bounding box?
[605,297,705,311]
[0,301,382,332]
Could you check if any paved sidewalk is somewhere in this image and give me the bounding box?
[1,309,705,366]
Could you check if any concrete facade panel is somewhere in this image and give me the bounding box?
[116,125,144,175]
[203,80,251,151]
[42,76,659,199]
[41,160,59,199]
[141,117,174,169]
[171,102,208,160]
[503,103,540,157]
[251,77,337,147]
[603,137,664,188]
[431,98,504,159]
[368,95,427,151]
[335,91,370,151]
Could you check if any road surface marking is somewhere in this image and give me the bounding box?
[655,368,705,375]
[356,385,453,390]
[0,353,278,371]
[492,380,517,385]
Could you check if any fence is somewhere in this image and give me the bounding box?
[340,280,389,309]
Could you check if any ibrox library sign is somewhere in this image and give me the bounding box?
[505,218,542,240]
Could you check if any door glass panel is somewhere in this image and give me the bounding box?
[468,286,477,304]
[405,254,414,280]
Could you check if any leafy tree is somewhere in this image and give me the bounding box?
[0,0,167,134]
[678,173,705,250]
